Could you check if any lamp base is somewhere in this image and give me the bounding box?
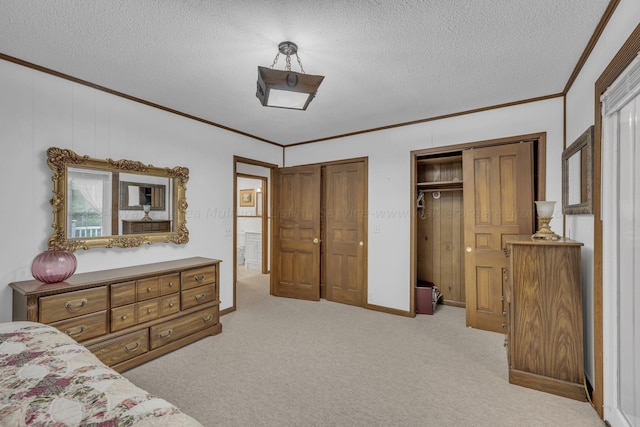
[532,217,560,240]
[142,205,152,221]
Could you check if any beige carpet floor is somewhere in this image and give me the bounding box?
[123,272,604,427]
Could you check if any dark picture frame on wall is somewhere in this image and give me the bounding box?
[562,125,594,215]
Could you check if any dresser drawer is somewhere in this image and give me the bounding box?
[50,311,108,342]
[111,304,137,332]
[137,299,160,324]
[39,286,108,323]
[89,329,149,366]
[161,294,180,316]
[160,273,180,295]
[181,265,216,290]
[150,306,218,350]
[181,284,216,310]
[111,281,136,307]
[137,277,160,301]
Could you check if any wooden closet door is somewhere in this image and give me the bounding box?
[463,142,534,333]
[271,165,322,300]
[324,162,366,306]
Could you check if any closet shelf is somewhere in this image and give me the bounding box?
[416,181,463,189]
[416,155,462,164]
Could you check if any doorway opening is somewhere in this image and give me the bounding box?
[232,156,277,314]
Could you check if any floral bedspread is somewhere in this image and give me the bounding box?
[0,321,203,426]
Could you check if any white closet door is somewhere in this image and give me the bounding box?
[602,57,640,426]
[616,97,640,426]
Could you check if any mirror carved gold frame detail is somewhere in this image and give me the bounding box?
[562,126,594,215]
[47,147,189,251]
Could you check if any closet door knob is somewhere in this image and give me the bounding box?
[313,238,319,244]
[466,247,472,253]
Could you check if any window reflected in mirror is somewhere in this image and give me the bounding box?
[67,168,113,238]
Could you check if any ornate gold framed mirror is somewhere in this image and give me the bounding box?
[47,147,189,251]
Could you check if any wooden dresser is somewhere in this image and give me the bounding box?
[10,257,221,372]
[503,236,585,401]
[122,219,172,234]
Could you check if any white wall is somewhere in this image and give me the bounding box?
[0,59,282,322]
[286,98,564,311]
[565,0,640,388]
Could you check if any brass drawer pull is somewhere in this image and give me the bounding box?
[168,302,175,308]
[65,325,86,337]
[65,298,88,312]
[194,274,205,282]
[125,341,141,352]
[147,287,152,292]
[202,314,214,323]
[168,282,174,287]
[158,329,173,339]
[121,314,129,320]
[147,308,152,314]
[194,293,206,302]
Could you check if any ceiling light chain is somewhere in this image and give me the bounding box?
[269,52,280,69]
[295,53,305,74]
[269,43,306,74]
[285,51,293,72]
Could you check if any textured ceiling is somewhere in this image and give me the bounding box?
[0,0,610,146]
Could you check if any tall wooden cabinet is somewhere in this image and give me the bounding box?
[503,236,585,401]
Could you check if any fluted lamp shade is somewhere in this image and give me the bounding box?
[535,201,556,218]
[256,66,324,110]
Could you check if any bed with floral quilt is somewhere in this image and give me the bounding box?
[0,321,203,426]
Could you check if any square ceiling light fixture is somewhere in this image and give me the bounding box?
[256,41,324,111]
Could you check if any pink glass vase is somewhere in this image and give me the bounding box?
[31,250,77,284]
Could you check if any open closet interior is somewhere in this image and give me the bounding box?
[416,153,465,307]
[413,136,543,333]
